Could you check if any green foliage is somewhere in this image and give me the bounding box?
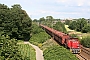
[76,18,87,31]
[70,34,77,37]
[82,25,90,33]
[65,20,71,25]
[18,44,36,60]
[69,21,77,30]
[30,32,50,45]
[81,36,90,48]
[30,23,51,45]
[69,18,88,33]
[0,4,32,40]
[53,22,67,33]
[31,24,44,34]
[42,39,78,60]
[46,16,53,21]
[0,35,24,60]
[33,19,38,22]
[44,45,78,60]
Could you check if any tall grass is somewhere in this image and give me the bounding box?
[18,44,36,60]
[81,36,90,48]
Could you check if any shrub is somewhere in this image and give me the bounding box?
[81,36,90,48]
[44,45,78,60]
[30,32,50,46]
[38,43,43,48]
[53,22,67,33]
[70,34,78,38]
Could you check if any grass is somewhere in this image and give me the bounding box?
[17,40,24,44]
[41,38,58,51]
[65,25,90,38]
[41,39,79,60]
[65,25,81,34]
[18,44,36,60]
[65,25,74,32]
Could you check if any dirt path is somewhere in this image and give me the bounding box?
[24,42,44,60]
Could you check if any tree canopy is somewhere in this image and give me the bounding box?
[0,4,32,40]
[69,18,89,33]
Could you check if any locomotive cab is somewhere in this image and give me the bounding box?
[67,38,81,53]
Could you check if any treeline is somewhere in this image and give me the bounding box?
[53,22,67,33]
[0,4,32,59]
[0,4,32,40]
[65,18,90,33]
[33,16,67,33]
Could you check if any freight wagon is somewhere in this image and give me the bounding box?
[40,24,81,53]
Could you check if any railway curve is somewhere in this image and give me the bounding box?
[76,45,90,60]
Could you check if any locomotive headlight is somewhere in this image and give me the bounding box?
[77,45,80,48]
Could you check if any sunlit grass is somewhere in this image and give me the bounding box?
[18,44,36,60]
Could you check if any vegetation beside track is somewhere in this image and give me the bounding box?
[0,35,24,60]
[44,45,79,60]
[30,22,79,60]
[53,22,67,33]
[42,39,79,60]
[18,44,36,60]
[65,25,90,48]
[29,23,50,47]
[30,32,50,46]
[81,36,90,48]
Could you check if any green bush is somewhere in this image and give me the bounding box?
[81,36,90,48]
[31,24,44,34]
[30,23,51,46]
[30,32,50,45]
[44,45,78,60]
[0,35,24,60]
[53,22,67,33]
[82,25,90,33]
[70,34,79,38]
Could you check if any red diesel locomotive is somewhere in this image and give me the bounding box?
[40,24,81,53]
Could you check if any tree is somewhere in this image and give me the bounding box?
[82,25,90,33]
[11,4,22,9]
[53,22,67,33]
[39,17,45,24]
[46,16,53,21]
[39,17,45,21]
[0,4,32,40]
[65,20,71,25]
[69,21,77,30]
[69,18,87,32]
[33,19,38,22]
[77,18,87,31]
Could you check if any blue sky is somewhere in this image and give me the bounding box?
[0,0,90,20]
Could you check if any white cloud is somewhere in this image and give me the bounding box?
[56,0,68,3]
[1,0,90,19]
[76,0,85,6]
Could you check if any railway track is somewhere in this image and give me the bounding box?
[76,45,90,60]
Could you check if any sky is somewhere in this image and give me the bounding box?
[0,0,90,20]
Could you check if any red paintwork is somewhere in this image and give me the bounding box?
[40,24,80,49]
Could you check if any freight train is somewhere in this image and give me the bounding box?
[40,24,81,53]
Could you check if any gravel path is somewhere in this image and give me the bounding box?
[24,42,44,60]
